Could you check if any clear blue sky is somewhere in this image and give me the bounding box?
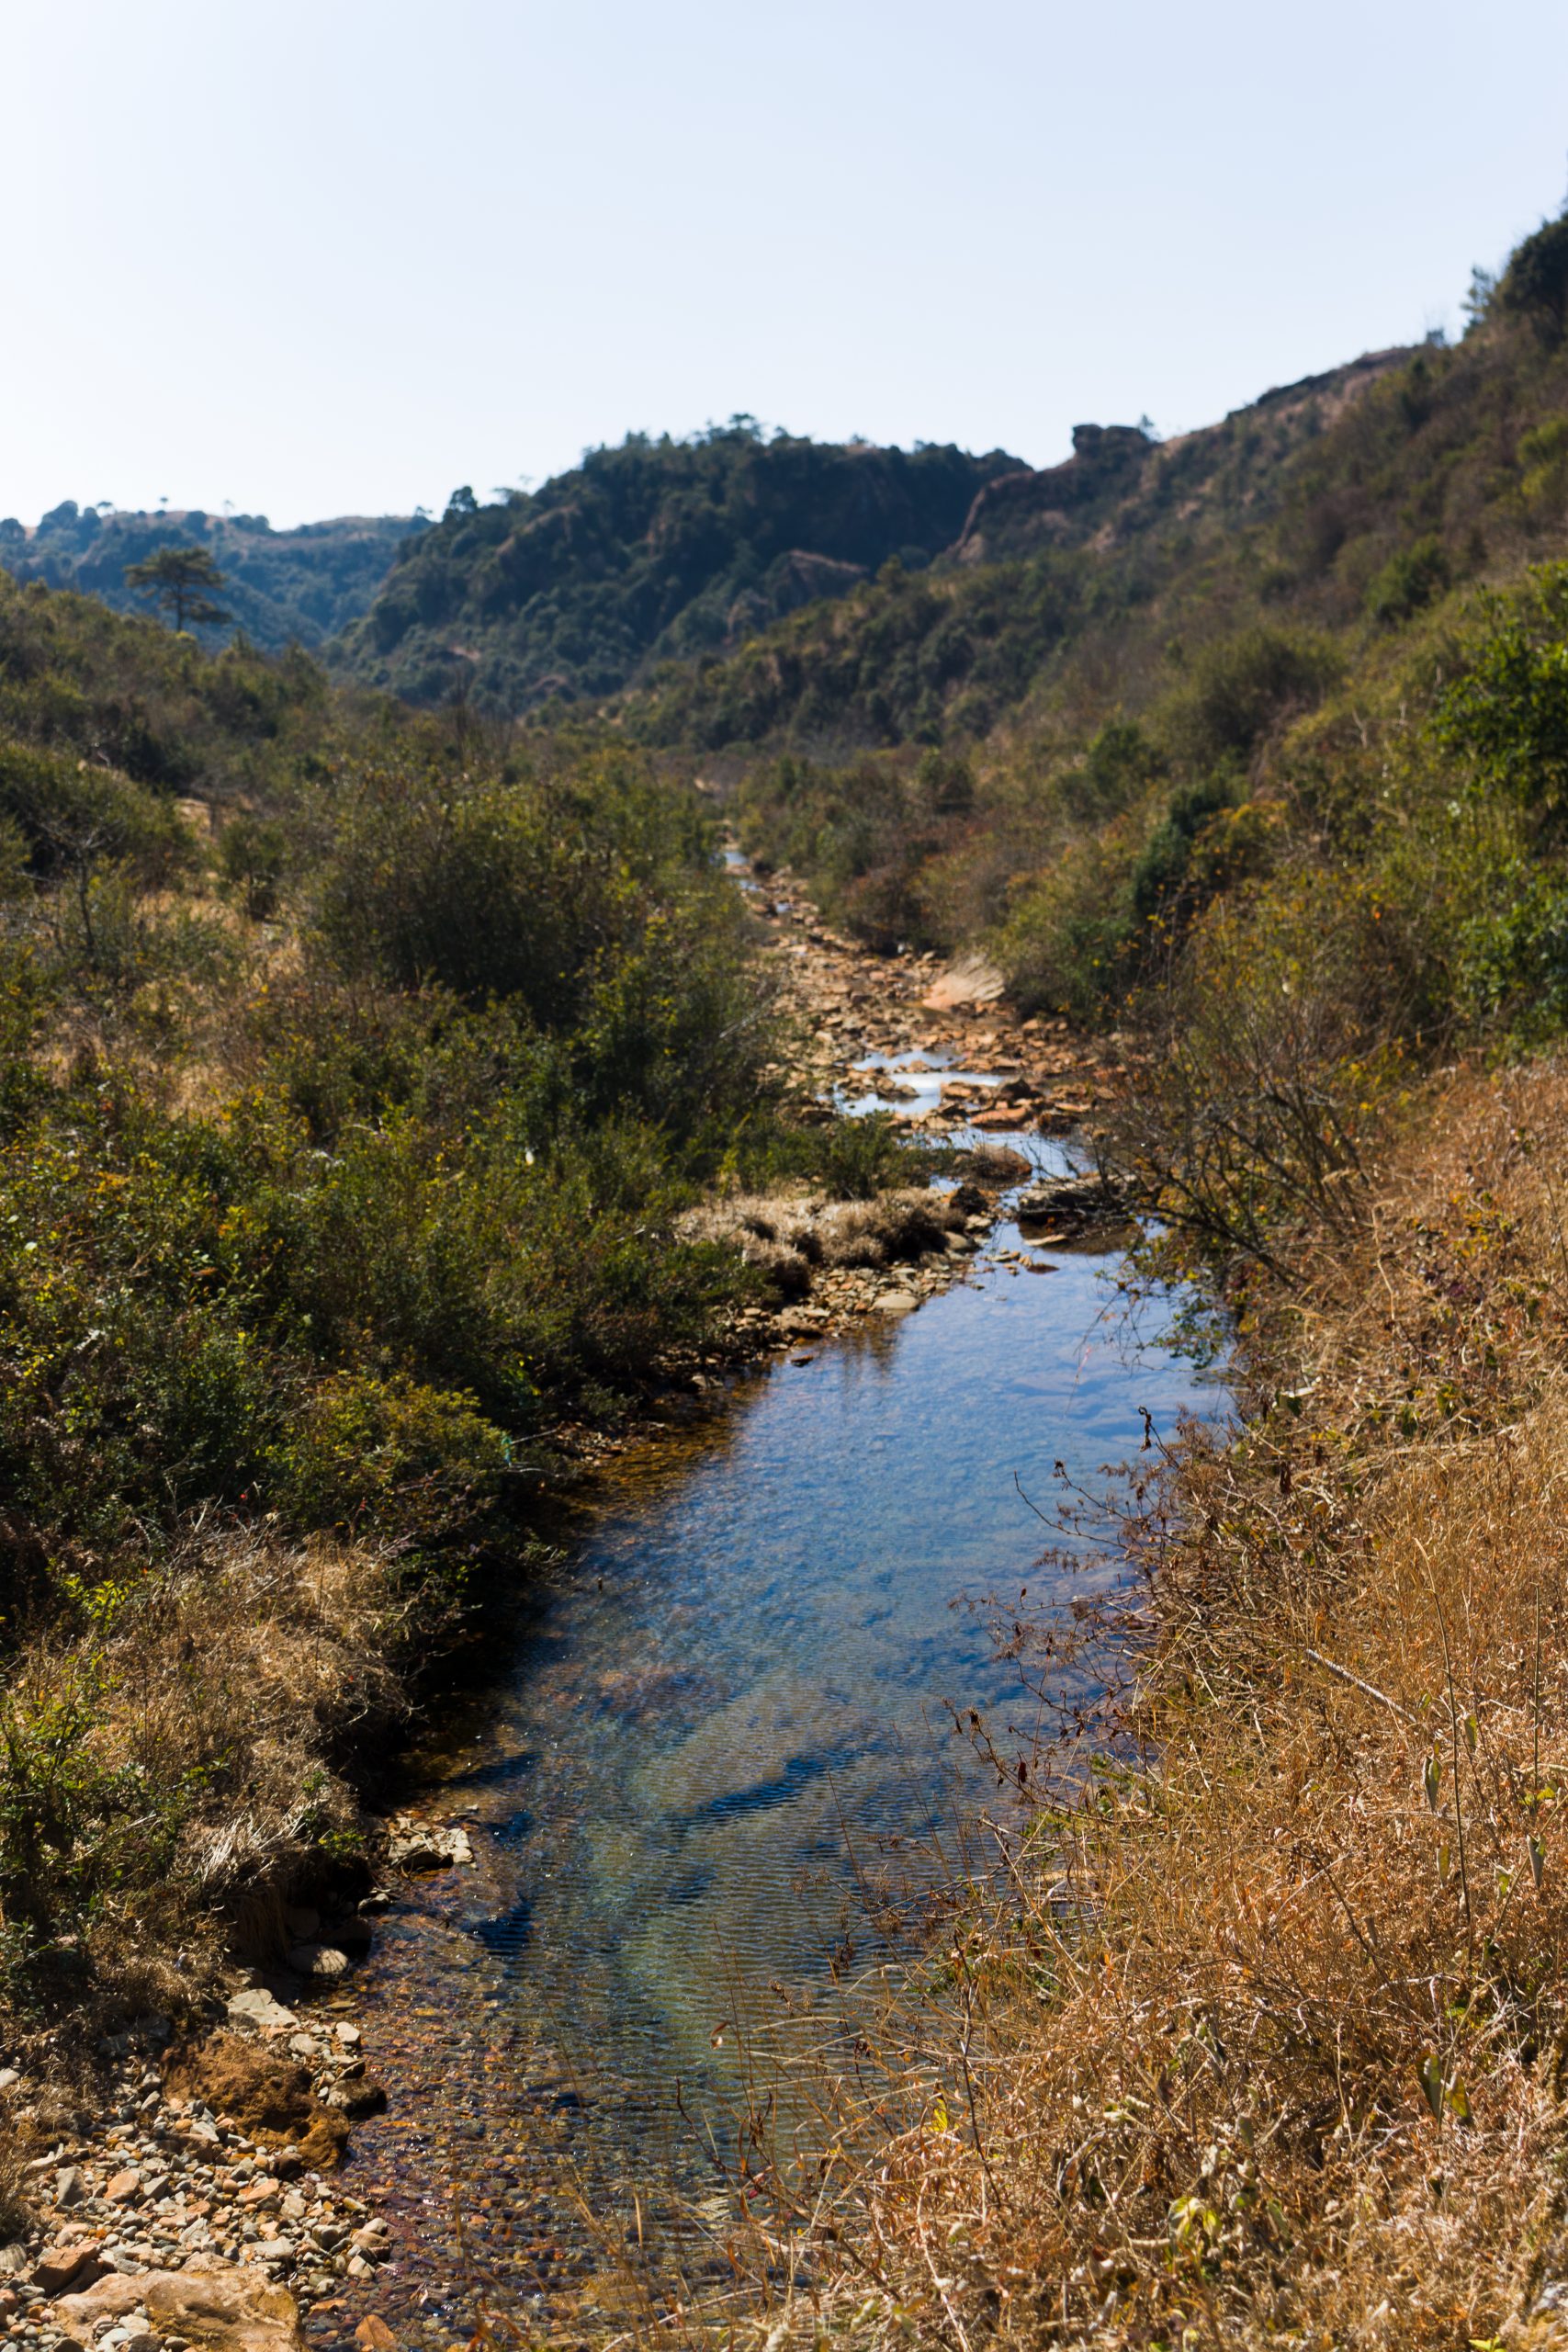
[7,0,1568,527]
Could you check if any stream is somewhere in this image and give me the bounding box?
[326,1089,1221,2340]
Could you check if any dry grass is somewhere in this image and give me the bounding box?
[682,1187,970,1297]
[654,1058,1568,2351]
[0,1521,413,2055]
[0,2106,29,2242]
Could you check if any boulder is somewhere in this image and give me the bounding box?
[920,955,1005,1011]
[144,2265,306,2352]
[33,2245,107,2297]
[51,2272,159,2329]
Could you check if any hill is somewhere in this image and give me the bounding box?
[626,241,1568,971]
[626,346,1414,759]
[0,500,424,650]
[332,422,1021,713]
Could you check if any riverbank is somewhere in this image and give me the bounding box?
[0,855,1117,2352]
[749,1053,1568,2352]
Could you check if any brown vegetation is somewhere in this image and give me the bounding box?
[704,1059,1568,2349]
[2,1524,407,2040]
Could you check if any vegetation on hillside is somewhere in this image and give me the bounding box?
[0,502,424,652]
[0,575,883,2029]
[654,262,1568,1020]
[333,421,1020,715]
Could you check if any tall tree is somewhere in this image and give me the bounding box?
[124,543,230,633]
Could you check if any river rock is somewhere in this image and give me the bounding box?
[874,1290,919,1315]
[144,2264,307,2352]
[34,2245,107,2296]
[920,954,1005,1011]
[226,1988,298,2035]
[285,1943,349,1979]
[386,1822,473,1871]
[1013,1172,1128,1227]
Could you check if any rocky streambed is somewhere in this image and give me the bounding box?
[2,862,1166,2352]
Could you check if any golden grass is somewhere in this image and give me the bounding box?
[0,1522,412,2060]
[672,1059,1568,2351]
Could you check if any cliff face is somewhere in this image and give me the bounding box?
[955,424,1157,562]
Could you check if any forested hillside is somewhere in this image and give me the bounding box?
[333,422,1021,713]
[0,503,424,651]
[645,233,1568,987]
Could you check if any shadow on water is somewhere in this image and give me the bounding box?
[334,1134,1224,2336]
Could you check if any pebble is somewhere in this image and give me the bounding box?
[5,2029,393,2351]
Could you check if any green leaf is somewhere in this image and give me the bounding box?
[1529,1833,1547,1889]
[1418,2052,1445,2121]
[1424,1753,1443,1810]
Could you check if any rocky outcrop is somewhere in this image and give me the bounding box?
[954,424,1154,563]
[48,2263,307,2352]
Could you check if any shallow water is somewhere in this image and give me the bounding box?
[335,1128,1219,2333]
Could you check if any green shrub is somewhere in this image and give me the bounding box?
[1498,210,1568,341]
[270,1370,510,1543]
[993,825,1142,1020]
[1107,864,1421,1272]
[1366,536,1450,626]
[217,812,290,920]
[1161,627,1342,773]
[1433,563,1568,817]
[0,1653,193,1996]
[0,740,192,878]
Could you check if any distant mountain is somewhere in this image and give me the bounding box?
[0,503,425,651]
[332,423,1022,715]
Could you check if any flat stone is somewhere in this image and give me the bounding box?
[225,1991,297,2036]
[144,2265,306,2352]
[106,2170,143,2205]
[34,2246,107,2297]
[51,2273,155,2328]
[920,954,1005,1011]
[874,1290,919,1315]
[386,1825,472,1871]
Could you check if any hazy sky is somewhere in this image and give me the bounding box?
[7,1,1568,526]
